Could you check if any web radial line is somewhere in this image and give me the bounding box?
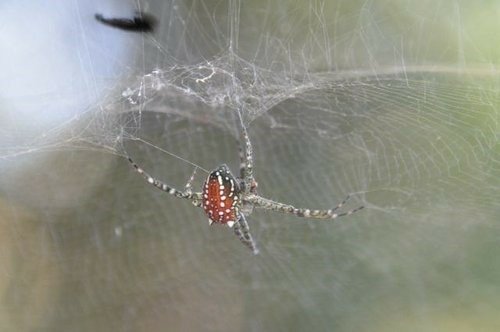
[132,137,209,173]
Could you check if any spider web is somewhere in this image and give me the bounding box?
[1,0,500,331]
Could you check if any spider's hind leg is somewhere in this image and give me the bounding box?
[233,214,259,255]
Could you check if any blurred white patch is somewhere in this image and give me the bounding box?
[0,0,140,209]
[0,0,136,158]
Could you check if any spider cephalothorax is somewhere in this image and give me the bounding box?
[127,111,363,255]
[202,164,240,227]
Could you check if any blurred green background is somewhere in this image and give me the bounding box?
[1,0,500,331]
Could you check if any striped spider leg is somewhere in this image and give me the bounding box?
[233,214,258,254]
[243,194,364,219]
[128,157,202,207]
[237,111,257,195]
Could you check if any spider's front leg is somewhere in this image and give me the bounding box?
[127,156,202,207]
[237,110,257,195]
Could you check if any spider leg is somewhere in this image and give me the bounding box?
[128,156,198,202]
[238,139,246,181]
[233,214,259,254]
[245,194,364,220]
[236,110,256,194]
[183,167,198,194]
[331,195,351,213]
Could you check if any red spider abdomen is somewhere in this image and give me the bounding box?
[202,165,239,225]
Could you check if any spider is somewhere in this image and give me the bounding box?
[127,113,364,254]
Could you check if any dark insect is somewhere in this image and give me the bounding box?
[95,12,156,33]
